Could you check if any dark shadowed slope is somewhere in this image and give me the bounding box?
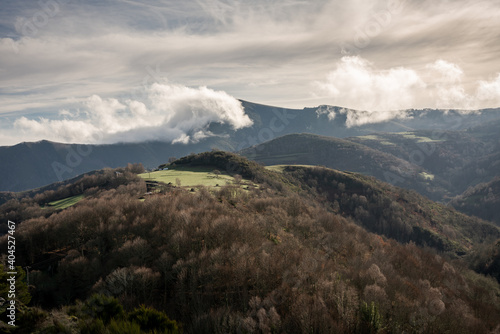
[239,133,447,200]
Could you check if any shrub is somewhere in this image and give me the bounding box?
[79,318,107,334]
[108,319,142,334]
[16,307,47,333]
[128,305,180,333]
[359,301,382,333]
[81,294,124,323]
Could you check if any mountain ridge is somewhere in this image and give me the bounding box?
[1,101,500,192]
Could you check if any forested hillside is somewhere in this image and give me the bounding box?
[280,166,499,255]
[1,152,500,333]
[450,177,500,225]
[238,118,500,230]
[239,133,442,200]
[348,120,500,199]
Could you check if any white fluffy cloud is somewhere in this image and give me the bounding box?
[13,83,252,144]
[476,74,500,107]
[340,108,411,128]
[425,59,472,109]
[316,57,500,126]
[316,56,425,112]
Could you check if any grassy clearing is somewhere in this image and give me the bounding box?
[355,135,394,146]
[266,165,317,173]
[139,166,246,188]
[254,153,308,165]
[399,132,445,143]
[356,135,380,141]
[419,172,435,181]
[47,194,84,210]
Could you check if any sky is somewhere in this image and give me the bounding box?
[0,0,500,145]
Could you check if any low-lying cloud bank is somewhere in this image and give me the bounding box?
[316,56,500,126]
[13,83,253,144]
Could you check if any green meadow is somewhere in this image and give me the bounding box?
[139,166,242,188]
[47,194,84,210]
[399,132,445,143]
[265,164,316,173]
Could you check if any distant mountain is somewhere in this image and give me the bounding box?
[239,133,443,199]
[235,102,500,144]
[346,119,500,198]
[0,137,231,192]
[1,101,500,192]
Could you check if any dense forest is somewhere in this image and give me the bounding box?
[1,152,500,333]
[283,166,500,255]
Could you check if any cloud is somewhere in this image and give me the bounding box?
[315,56,426,112]
[316,56,500,126]
[429,60,463,83]
[476,74,500,107]
[340,108,411,128]
[425,59,472,109]
[1,1,498,112]
[315,105,337,121]
[13,83,253,144]
[1,0,500,145]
